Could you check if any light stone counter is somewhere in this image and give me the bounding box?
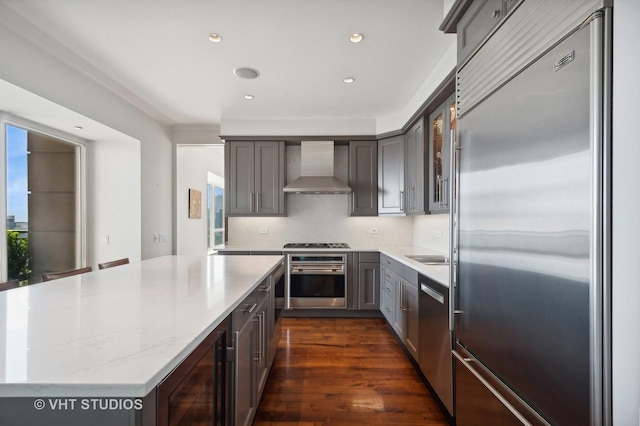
[0,255,283,398]
[216,244,450,286]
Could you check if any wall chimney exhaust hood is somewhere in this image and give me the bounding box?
[283,141,352,194]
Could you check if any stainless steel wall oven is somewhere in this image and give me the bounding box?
[286,253,346,308]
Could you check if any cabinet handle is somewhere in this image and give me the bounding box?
[256,192,260,213]
[259,284,271,293]
[492,10,501,18]
[442,178,448,208]
[400,190,404,212]
[249,193,254,213]
[245,303,258,314]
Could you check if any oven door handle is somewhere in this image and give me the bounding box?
[290,265,345,275]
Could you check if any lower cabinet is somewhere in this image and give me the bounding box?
[380,254,419,362]
[233,276,275,426]
[353,252,380,310]
[157,318,232,426]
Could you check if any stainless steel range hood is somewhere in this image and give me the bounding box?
[283,141,351,194]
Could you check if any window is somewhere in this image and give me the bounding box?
[207,173,224,248]
[2,117,85,284]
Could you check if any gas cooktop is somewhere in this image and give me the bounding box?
[283,243,350,249]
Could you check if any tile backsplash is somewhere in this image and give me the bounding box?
[227,194,414,247]
[227,193,450,252]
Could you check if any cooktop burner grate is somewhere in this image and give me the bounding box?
[283,243,350,249]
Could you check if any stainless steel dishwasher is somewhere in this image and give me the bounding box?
[418,274,453,416]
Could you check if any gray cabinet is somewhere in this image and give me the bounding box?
[404,117,427,215]
[457,0,507,64]
[378,135,405,214]
[225,141,285,216]
[349,140,378,216]
[232,275,276,426]
[380,254,419,361]
[354,252,380,310]
[403,277,420,361]
[428,93,456,213]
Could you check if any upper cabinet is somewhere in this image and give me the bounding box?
[456,0,512,64]
[378,135,405,215]
[428,93,457,214]
[404,117,427,215]
[225,141,286,216]
[349,140,378,216]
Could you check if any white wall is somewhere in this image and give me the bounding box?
[175,145,224,255]
[86,136,142,267]
[0,16,173,260]
[612,0,640,424]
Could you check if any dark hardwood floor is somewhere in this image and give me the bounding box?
[253,317,449,425]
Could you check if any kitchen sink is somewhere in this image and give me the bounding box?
[405,254,450,265]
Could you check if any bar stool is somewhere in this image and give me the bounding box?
[98,258,130,270]
[42,267,92,282]
[0,279,19,291]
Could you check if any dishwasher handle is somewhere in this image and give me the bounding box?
[421,283,445,304]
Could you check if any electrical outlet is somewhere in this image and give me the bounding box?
[259,227,269,234]
[153,233,159,243]
[369,227,379,234]
[436,231,443,239]
[103,235,110,245]
[159,233,168,242]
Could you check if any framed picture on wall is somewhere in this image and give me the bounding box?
[188,189,202,219]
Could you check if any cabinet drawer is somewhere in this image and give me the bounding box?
[380,254,402,272]
[380,292,394,323]
[358,251,380,263]
[233,291,258,329]
[255,278,271,306]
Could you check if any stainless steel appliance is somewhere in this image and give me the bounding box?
[418,274,452,416]
[283,244,349,308]
[452,1,612,425]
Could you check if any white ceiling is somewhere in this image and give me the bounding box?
[0,0,453,129]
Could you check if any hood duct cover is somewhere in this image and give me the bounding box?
[283,141,352,194]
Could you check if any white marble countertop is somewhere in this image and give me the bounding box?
[0,255,283,398]
[215,244,450,286]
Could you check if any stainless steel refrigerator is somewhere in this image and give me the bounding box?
[452,1,612,425]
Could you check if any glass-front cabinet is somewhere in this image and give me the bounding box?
[428,93,457,213]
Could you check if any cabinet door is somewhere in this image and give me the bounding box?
[404,281,420,361]
[255,297,270,396]
[428,93,456,213]
[226,141,255,215]
[234,317,257,426]
[349,140,378,216]
[357,262,380,310]
[378,136,405,214]
[254,141,285,216]
[393,276,405,340]
[457,0,505,64]
[405,118,426,214]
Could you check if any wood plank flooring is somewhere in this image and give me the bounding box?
[253,317,449,425]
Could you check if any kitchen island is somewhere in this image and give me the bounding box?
[0,254,284,425]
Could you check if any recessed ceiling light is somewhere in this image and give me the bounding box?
[244,95,254,100]
[343,77,355,83]
[349,33,364,43]
[73,126,83,130]
[234,67,260,79]
[208,33,223,43]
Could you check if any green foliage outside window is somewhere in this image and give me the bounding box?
[7,231,30,282]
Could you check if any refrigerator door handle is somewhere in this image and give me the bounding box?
[453,350,534,426]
